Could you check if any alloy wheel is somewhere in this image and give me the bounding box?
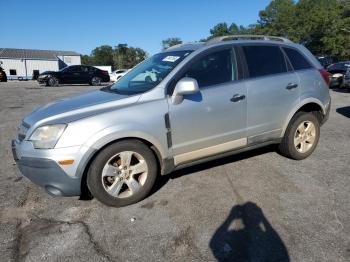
[294,121,316,153]
[101,151,148,198]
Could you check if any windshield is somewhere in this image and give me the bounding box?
[108,50,192,95]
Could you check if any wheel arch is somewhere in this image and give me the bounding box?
[79,135,167,199]
[281,99,326,137]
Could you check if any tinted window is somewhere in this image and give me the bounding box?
[81,66,90,72]
[183,49,236,88]
[243,45,287,77]
[10,69,17,75]
[68,66,81,72]
[283,48,312,70]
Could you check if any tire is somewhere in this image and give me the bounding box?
[47,77,59,87]
[87,140,158,207]
[278,112,320,160]
[90,76,102,86]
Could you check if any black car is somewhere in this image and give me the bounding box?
[327,61,350,74]
[317,56,338,68]
[38,65,110,86]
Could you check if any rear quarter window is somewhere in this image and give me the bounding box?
[242,45,287,78]
[283,48,312,70]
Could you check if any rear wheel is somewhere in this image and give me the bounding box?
[87,140,157,207]
[90,76,102,86]
[279,112,320,160]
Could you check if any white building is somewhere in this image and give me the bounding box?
[0,48,81,80]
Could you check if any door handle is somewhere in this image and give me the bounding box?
[286,83,298,90]
[230,94,246,102]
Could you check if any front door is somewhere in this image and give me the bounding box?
[168,48,247,165]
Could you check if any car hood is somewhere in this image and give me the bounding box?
[24,89,140,127]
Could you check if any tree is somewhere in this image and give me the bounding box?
[113,44,148,69]
[81,44,148,70]
[206,22,249,40]
[255,0,297,39]
[254,0,350,59]
[90,45,114,66]
[162,38,182,50]
[81,55,94,65]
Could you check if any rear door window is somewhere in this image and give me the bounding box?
[283,48,312,70]
[242,45,287,78]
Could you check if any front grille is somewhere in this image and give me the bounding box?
[18,121,30,142]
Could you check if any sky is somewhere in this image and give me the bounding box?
[1,0,271,56]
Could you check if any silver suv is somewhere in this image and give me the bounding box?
[12,35,331,207]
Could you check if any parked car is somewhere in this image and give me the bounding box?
[327,61,350,88]
[342,67,350,89]
[317,56,338,68]
[12,35,331,207]
[37,65,110,86]
[109,69,129,82]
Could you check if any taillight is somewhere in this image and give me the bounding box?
[319,69,330,86]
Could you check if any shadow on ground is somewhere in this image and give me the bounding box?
[331,87,350,93]
[336,106,350,118]
[210,202,290,262]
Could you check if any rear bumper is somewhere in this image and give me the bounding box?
[12,140,81,196]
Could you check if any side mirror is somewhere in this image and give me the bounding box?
[171,77,199,105]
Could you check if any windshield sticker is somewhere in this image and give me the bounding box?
[162,56,180,62]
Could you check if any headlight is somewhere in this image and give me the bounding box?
[40,74,50,78]
[29,124,66,149]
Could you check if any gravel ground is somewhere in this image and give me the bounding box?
[0,81,349,262]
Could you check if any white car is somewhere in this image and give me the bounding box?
[109,69,129,82]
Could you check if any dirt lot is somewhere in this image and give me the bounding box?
[0,81,349,262]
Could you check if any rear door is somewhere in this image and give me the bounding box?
[168,46,247,165]
[80,66,93,83]
[240,44,300,142]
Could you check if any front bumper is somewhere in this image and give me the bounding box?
[37,76,48,84]
[12,140,82,196]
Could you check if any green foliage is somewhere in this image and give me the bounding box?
[90,45,114,66]
[113,44,148,69]
[206,22,248,40]
[205,0,350,59]
[254,0,350,59]
[82,44,148,70]
[162,38,183,50]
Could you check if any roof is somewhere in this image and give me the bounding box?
[165,35,296,53]
[0,48,80,60]
[165,40,299,53]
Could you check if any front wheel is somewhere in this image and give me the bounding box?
[87,140,158,207]
[278,112,320,160]
[47,77,59,87]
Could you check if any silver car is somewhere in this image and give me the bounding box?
[12,35,331,207]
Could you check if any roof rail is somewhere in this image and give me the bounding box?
[205,35,293,45]
[166,42,204,51]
